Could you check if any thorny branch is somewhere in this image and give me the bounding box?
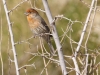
[9,0,29,13]
[1,0,100,75]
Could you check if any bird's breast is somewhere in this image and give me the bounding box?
[27,16,40,29]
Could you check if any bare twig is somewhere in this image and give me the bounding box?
[71,0,95,74]
[80,0,100,12]
[85,0,97,52]
[0,13,3,75]
[84,1,97,74]
[2,0,19,75]
[19,63,36,70]
[33,0,45,13]
[39,37,48,75]
[75,0,95,57]
[42,0,68,75]
[9,0,28,13]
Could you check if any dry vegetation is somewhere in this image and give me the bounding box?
[1,0,100,75]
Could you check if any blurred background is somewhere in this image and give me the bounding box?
[0,0,100,75]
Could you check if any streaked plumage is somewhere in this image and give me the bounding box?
[25,8,54,55]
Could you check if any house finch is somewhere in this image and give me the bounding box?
[25,8,54,55]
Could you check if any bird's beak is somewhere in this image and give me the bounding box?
[24,12,29,16]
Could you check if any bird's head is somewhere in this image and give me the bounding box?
[25,8,39,16]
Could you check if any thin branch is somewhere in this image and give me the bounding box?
[42,0,68,75]
[75,0,95,56]
[0,13,3,75]
[33,0,45,13]
[80,0,100,12]
[2,0,19,75]
[39,37,48,75]
[69,1,97,73]
[85,0,97,52]
[19,63,36,70]
[84,1,97,74]
[9,0,29,13]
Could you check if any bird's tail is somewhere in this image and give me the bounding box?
[47,41,55,56]
[42,34,55,56]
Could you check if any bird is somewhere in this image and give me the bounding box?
[25,8,54,55]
